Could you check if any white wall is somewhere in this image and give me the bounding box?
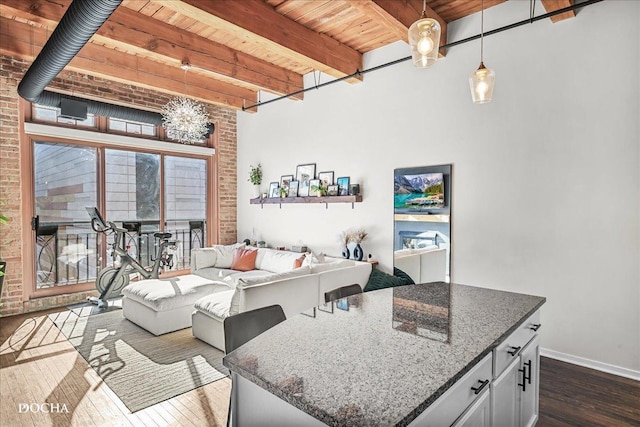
[238,1,640,372]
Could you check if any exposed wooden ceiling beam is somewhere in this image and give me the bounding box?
[0,0,303,99]
[540,0,576,22]
[152,0,363,83]
[352,0,448,57]
[0,17,257,111]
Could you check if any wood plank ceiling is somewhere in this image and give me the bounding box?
[0,0,575,112]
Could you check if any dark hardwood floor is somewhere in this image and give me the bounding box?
[1,308,638,426]
[539,357,640,427]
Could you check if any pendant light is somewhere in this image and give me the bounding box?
[469,0,495,104]
[408,0,441,68]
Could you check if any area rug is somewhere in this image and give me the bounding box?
[49,310,228,413]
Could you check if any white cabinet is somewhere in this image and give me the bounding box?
[453,389,491,427]
[491,334,540,427]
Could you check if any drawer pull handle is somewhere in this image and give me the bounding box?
[529,324,541,331]
[508,346,521,356]
[470,379,489,395]
[524,360,532,384]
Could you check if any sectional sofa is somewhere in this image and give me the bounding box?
[121,244,372,351]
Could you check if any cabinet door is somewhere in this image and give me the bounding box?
[453,389,491,427]
[491,356,521,427]
[520,335,540,427]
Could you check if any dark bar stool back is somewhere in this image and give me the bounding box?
[324,284,362,304]
[224,304,286,354]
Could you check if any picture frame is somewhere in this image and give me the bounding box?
[309,179,320,197]
[268,182,279,198]
[337,176,350,196]
[280,174,294,190]
[288,180,299,197]
[296,163,316,197]
[317,171,334,187]
[327,185,339,196]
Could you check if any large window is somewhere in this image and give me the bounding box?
[29,110,214,295]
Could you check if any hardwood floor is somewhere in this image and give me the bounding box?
[0,308,230,427]
[1,308,638,426]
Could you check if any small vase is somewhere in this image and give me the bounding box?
[253,184,261,199]
[353,243,364,261]
[342,247,350,259]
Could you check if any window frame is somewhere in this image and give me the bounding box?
[21,99,218,300]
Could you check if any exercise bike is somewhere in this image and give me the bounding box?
[86,207,177,309]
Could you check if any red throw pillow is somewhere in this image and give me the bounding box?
[293,254,306,268]
[231,248,257,272]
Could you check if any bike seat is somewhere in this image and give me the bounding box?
[154,232,172,239]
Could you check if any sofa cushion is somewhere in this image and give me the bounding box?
[294,254,306,268]
[222,270,275,288]
[193,267,238,282]
[309,259,354,273]
[194,289,235,321]
[231,248,258,271]
[237,266,311,287]
[122,274,228,311]
[255,248,304,273]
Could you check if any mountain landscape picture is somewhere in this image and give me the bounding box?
[394,172,445,212]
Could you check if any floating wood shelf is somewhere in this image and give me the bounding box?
[250,195,362,209]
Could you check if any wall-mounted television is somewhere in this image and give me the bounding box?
[394,171,444,213]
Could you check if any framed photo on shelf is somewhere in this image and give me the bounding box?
[317,171,334,187]
[337,176,350,196]
[288,181,299,197]
[268,182,279,198]
[327,185,339,196]
[280,174,294,190]
[296,163,316,197]
[309,179,320,197]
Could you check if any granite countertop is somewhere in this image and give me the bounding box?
[223,282,545,427]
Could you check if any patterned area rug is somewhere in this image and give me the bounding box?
[49,310,228,413]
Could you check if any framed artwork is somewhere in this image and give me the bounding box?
[317,171,334,187]
[296,163,316,197]
[288,181,299,197]
[280,174,294,190]
[309,179,320,197]
[327,185,339,196]
[268,182,279,198]
[337,176,350,196]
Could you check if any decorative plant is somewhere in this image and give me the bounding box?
[311,182,328,196]
[248,163,263,186]
[278,187,288,198]
[352,228,368,244]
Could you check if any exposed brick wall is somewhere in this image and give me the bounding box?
[0,54,237,316]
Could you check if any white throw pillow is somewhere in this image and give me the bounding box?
[257,249,305,273]
[193,248,218,270]
[212,243,246,269]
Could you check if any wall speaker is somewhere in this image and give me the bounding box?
[60,98,88,120]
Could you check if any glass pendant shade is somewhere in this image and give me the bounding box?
[469,62,495,104]
[408,18,441,68]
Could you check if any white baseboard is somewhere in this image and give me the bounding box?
[541,348,640,381]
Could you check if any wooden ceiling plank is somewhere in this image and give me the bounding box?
[540,0,576,22]
[353,0,448,57]
[0,17,257,111]
[0,0,304,99]
[155,0,363,82]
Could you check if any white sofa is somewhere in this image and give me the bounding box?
[394,246,447,284]
[190,246,372,351]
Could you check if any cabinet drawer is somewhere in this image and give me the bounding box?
[493,309,541,378]
[410,353,493,427]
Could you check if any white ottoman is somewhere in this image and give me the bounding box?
[192,289,236,352]
[122,274,229,335]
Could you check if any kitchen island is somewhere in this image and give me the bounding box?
[223,282,545,426]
